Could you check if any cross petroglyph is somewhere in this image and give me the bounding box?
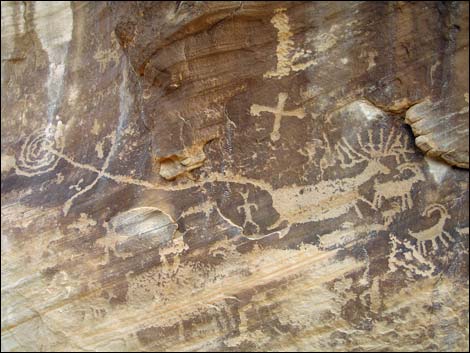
[250,92,305,142]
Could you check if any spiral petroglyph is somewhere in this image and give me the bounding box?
[16,125,64,176]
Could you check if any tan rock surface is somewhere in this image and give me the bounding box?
[1,1,469,351]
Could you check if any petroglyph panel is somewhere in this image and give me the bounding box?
[1,2,469,352]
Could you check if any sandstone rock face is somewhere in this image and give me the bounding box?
[1,1,469,352]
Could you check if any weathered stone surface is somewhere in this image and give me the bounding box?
[405,98,469,168]
[1,1,469,352]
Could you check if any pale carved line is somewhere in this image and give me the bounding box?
[62,133,117,215]
[264,8,315,79]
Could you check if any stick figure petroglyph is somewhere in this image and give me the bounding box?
[250,92,305,142]
[236,190,260,234]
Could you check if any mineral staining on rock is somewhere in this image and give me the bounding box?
[1,1,469,352]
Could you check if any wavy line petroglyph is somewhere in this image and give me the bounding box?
[16,125,245,216]
[264,8,315,79]
[408,204,452,255]
[250,92,305,142]
[62,133,117,215]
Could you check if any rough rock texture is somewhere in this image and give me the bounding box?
[1,1,469,352]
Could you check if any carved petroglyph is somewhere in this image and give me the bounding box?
[69,178,84,191]
[15,123,210,215]
[337,132,383,169]
[337,127,413,168]
[408,204,452,255]
[236,190,260,233]
[373,163,425,211]
[15,126,169,205]
[63,132,117,215]
[91,120,101,136]
[94,33,122,73]
[318,133,336,178]
[270,128,415,225]
[15,118,419,245]
[16,125,65,177]
[264,8,315,79]
[382,202,402,226]
[95,140,105,159]
[250,92,305,142]
[388,233,436,277]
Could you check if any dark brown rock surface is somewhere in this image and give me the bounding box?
[1,1,469,351]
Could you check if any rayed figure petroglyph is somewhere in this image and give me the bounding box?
[268,127,415,226]
[408,204,453,255]
[372,163,426,211]
[250,92,305,142]
[336,128,414,168]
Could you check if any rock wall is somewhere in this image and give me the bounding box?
[1,1,469,351]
